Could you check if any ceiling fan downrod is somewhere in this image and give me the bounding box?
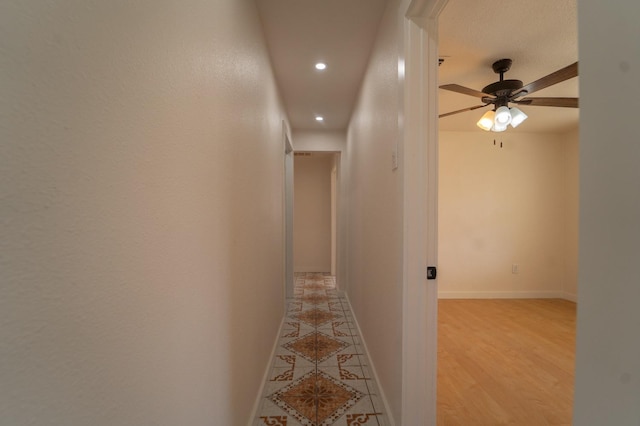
[493,58,513,81]
[482,59,524,98]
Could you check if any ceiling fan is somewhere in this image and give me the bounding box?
[439,59,578,132]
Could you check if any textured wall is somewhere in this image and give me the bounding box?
[0,1,286,424]
[438,130,579,299]
[574,0,640,423]
[346,1,404,421]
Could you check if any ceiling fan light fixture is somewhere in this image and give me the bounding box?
[477,110,495,131]
[495,106,512,126]
[509,107,528,128]
[440,60,579,132]
[491,122,508,132]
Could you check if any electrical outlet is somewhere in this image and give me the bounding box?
[512,264,519,274]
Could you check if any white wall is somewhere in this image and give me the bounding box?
[346,0,404,421]
[293,129,347,153]
[438,130,579,300]
[293,154,333,272]
[0,1,286,424]
[574,0,640,423]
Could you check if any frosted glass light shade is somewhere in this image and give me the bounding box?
[495,106,512,126]
[509,107,528,128]
[477,110,495,131]
[491,122,507,132]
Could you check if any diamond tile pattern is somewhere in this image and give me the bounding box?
[254,273,388,426]
[270,370,363,425]
[292,308,342,327]
[284,331,350,364]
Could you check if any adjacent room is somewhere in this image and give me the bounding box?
[436,0,579,424]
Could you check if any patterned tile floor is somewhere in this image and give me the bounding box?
[254,273,388,426]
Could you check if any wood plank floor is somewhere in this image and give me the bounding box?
[437,299,576,426]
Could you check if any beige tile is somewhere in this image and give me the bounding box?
[255,399,307,426]
[263,366,316,396]
[331,396,380,426]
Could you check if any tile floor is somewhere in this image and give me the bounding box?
[253,273,388,426]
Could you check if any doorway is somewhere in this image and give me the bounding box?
[292,152,339,278]
[435,0,579,423]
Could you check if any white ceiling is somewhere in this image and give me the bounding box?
[255,0,388,130]
[257,0,578,134]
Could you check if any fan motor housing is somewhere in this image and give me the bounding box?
[482,79,523,97]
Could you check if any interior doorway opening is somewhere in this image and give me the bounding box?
[435,1,579,423]
[292,151,339,281]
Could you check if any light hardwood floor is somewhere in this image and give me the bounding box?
[437,299,576,426]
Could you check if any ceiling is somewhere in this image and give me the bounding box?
[438,0,579,133]
[257,0,578,134]
[255,0,388,131]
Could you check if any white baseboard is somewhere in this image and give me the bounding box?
[438,290,576,300]
[344,294,396,426]
[293,267,331,273]
[248,314,286,426]
[562,292,578,302]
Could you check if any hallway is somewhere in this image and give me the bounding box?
[3,1,640,424]
[254,273,388,425]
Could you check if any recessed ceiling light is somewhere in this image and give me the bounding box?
[315,62,327,70]
[315,116,324,122]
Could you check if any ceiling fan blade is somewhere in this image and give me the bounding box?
[439,104,488,118]
[518,62,578,96]
[440,84,492,99]
[515,97,579,108]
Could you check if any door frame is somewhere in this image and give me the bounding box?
[283,122,294,300]
[290,150,341,280]
[401,0,447,423]
[330,161,338,277]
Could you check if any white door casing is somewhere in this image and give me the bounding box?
[283,122,294,299]
[401,0,447,423]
